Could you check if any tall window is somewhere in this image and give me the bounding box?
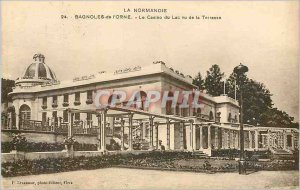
[42,112,47,123]
[52,111,58,124]
[87,113,92,121]
[181,108,188,117]
[197,108,201,115]
[52,95,57,104]
[87,91,93,100]
[166,92,174,115]
[228,113,232,122]
[42,97,47,106]
[63,94,69,103]
[75,92,80,102]
[175,104,180,116]
[75,113,80,120]
[86,91,93,104]
[63,110,68,122]
[19,104,31,121]
[287,135,292,147]
[209,111,214,121]
[52,111,57,118]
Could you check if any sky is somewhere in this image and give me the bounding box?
[1,1,299,121]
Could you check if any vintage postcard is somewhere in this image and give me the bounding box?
[1,1,299,189]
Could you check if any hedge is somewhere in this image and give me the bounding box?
[211,149,271,160]
[1,142,97,153]
[2,152,298,177]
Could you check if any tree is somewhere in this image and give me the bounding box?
[261,108,295,128]
[193,72,205,90]
[226,73,297,128]
[1,78,15,103]
[204,64,224,96]
[227,74,273,125]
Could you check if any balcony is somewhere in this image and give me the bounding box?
[62,102,69,107]
[74,101,81,106]
[41,105,47,109]
[52,102,58,108]
[86,99,93,105]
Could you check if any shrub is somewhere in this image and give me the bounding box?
[1,141,98,152]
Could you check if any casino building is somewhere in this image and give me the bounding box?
[3,54,298,156]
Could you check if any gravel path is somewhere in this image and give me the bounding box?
[2,168,298,189]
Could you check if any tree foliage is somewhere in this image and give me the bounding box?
[204,64,224,96]
[195,65,297,128]
[227,74,273,126]
[1,78,15,103]
[192,72,204,90]
[261,108,295,128]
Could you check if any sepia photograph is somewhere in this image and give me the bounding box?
[1,1,299,189]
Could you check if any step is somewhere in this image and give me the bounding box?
[192,151,209,158]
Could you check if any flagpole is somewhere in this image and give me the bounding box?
[234,80,237,100]
[223,80,226,95]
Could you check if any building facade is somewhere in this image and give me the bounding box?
[3,54,298,155]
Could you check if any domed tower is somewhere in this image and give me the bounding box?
[16,54,58,87]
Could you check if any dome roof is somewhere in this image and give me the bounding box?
[16,54,58,86]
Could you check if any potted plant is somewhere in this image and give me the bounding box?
[86,99,93,104]
[10,133,27,153]
[52,103,58,108]
[63,136,76,152]
[74,101,81,106]
[62,102,69,107]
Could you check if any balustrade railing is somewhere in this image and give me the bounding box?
[2,119,97,135]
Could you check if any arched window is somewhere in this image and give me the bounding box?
[197,108,201,115]
[175,103,180,116]
[19,104,31,121]
[234,115,238,123]
[108,94,122,107]
[228,113,232,122]
[133,91,147,110]
[140,91,147,110]
[209,111,214,121]
[166,92,174,115]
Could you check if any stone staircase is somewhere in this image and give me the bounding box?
[270,148,295,160]
[192,151,209,158]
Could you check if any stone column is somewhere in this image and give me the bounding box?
[167,119,170,150]
[237,131,240,149]
[208,126,211,149]
[121,119,125,151]
[16,113,20,130]
[149,116,154,150]
[199,125,203,150]
[142,122,146,140]
[248,131,252,149]
[291,134,295,150]
[97,114,101,151]
[97,110,107,152]
[220,128,224,149]
[255,130,259,150]
[214,127,218,149]
[228,130,232,148]
[128,114,133,151]
[155,122,159,150]
[9,112,13,129]
[140,122,143,140]
[267,130,270,149]
[180,122,184,150]
[68,112,73,138]
[233,130,236,148]
[283,132,287,150]
[192,122,196,151]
